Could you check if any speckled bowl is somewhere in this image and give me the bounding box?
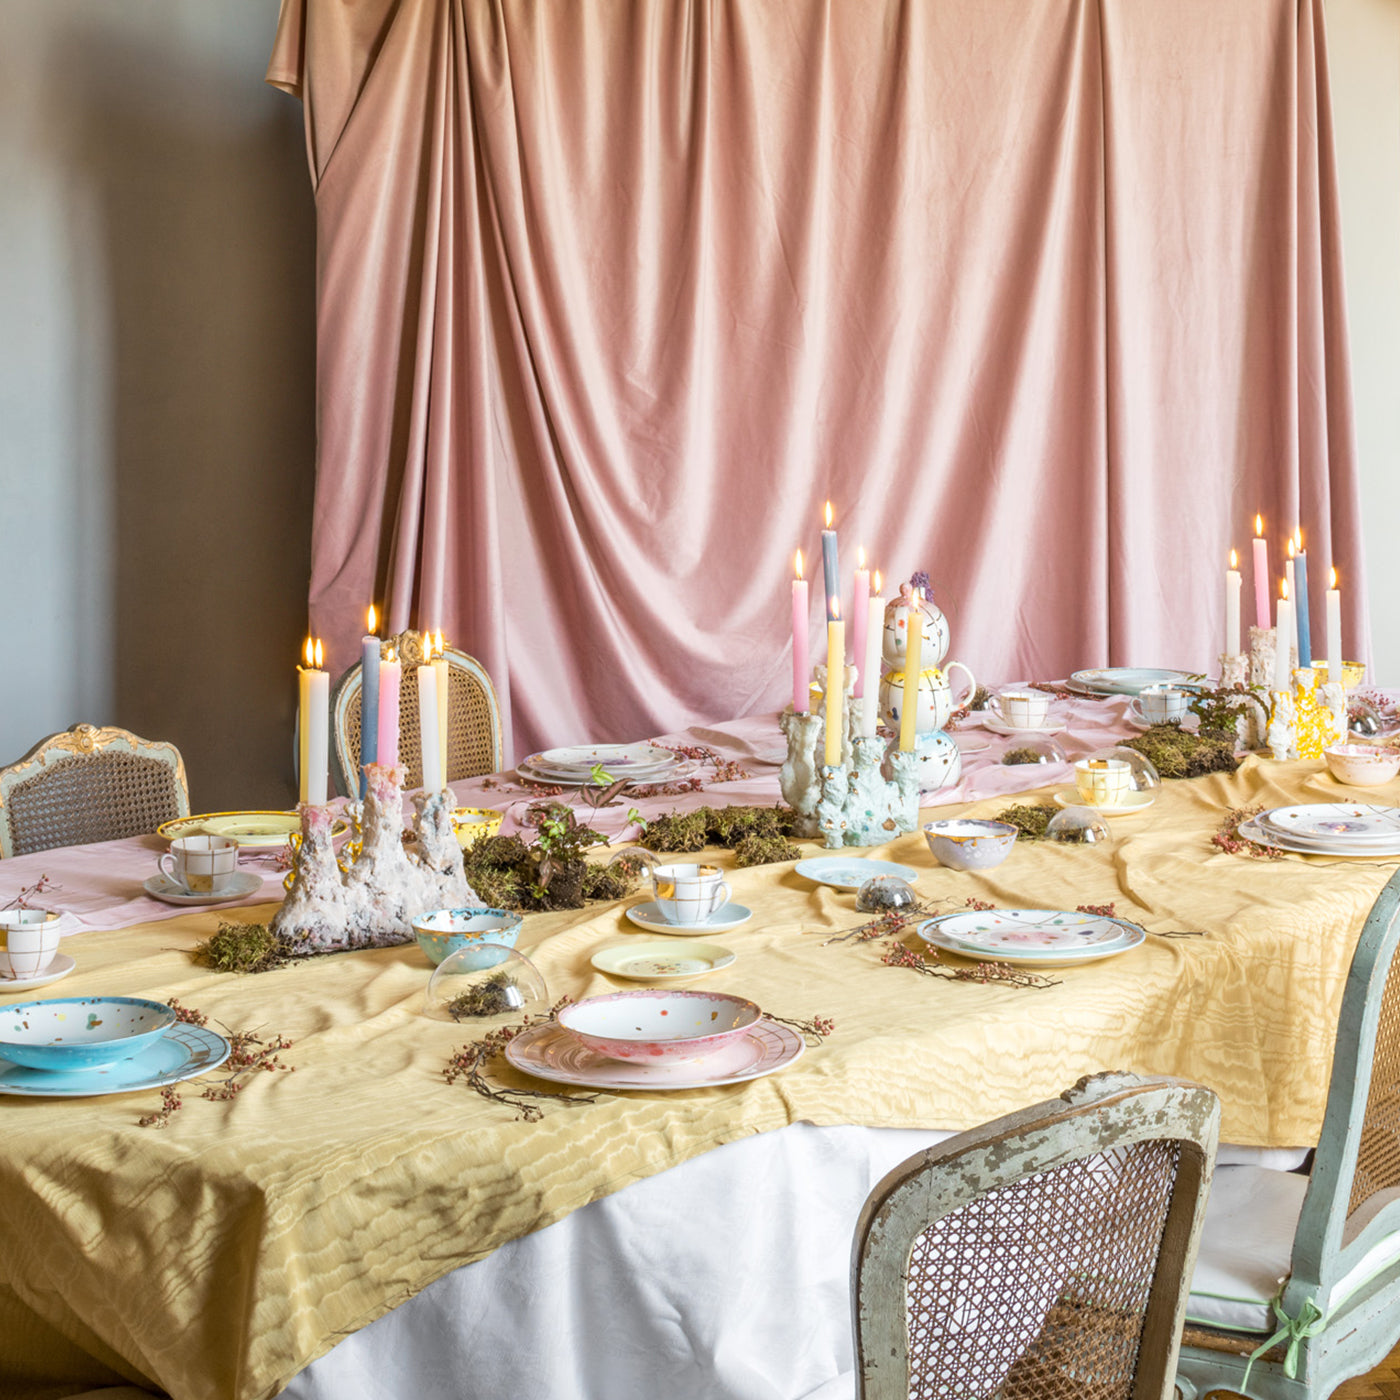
[556,989,762,1063]
[450,808,504,850]
[412,908,523,968]
[923,819,1019,872]
[0,996,178,1072]
[1323,744,1400,788]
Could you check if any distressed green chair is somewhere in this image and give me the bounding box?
[330,633,504,796]
[1174,866,1400,1399]
[852,1072,1220,1400]
[0,723,190,857]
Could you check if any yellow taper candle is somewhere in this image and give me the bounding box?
[899,601,923,752]
[825,607,845,767]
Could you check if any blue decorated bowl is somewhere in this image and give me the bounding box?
[412,908,523,969]
[0,996,178,1072]
[923,819,1018,872]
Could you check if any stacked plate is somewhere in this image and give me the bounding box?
[1242,803,1400,857]
[916,908,1147,968]
[1066,668,1203,698]
[517,742,686,787]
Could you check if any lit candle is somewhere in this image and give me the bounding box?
[1273,581,1294,693]
[417,659,443,791]
[432,630,450,784]
[359,606,380,798]
[298,637,329,806]
[861,571,883,737]
[899,597,923,752]
[377,646,401,771]
[825,603,845,767]
[1327,567,1342,682]
[791,551,809,713]
[851,547,870,698]
[1225,551,1241,658]
[1252,515,1270,630]
[820,502,841,623]
[1293,529,1312,670]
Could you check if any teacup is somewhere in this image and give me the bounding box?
[1138,685,1189,724]
[158,835,239,895]
[0,909,62,980]
[649,863,731,927]
[1074,758,1132,807]
[990,689,1051,730]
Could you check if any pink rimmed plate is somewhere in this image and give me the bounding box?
[504,1018,803,1091]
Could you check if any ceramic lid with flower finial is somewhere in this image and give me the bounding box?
[882,575,951,669]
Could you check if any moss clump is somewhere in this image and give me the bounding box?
[968,686,992,711]
[1122,725,1239,780]
[995,803,1059,840]
[195,922,292,974]
[1002,747,1045,766]
[733,833,802,867]
[638,809,711,853]
[640,805,803,857]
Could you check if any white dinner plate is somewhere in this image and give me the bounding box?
[504,1018,803,1091]
[1068,668,1203,697]
[919,909,1140,958]
[981,715,1067,737]
[0,1023,230,1097]
[143,871,266,906]
[1054,788,1156,816]
[625,901,753,935]
[516,758,686,788]
[794,857,919,890]
[590,941,736,981]
[1237,817,1400,859]
[1260,804,1400,845]
[0,953,76,993]
[916,917,1146,968]
[528,744,680,776]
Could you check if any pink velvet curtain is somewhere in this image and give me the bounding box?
[268,0,1365,761]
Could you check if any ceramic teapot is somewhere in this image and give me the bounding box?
[882,588,951,670]
[878,661,977,735]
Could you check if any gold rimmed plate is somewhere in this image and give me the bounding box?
[591,940,736,981]
[157,811,350,849]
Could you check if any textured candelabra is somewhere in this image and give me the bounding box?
[272,763,479,954]
[1265,671,1346,762]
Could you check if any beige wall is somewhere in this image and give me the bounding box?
[0,2,314,811]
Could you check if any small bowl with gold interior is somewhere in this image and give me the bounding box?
[556,989,762,1063]
[923,819,1018,872]
[412,907,522,968]
[1323,744,1400,788]
[451,808,503,850]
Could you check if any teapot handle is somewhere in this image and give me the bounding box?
[944,661,976,708]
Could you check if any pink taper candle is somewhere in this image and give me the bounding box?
[791,551,809,714]
[1252,515,1270,630]
[377,646,402,770]
[851,547,870,698]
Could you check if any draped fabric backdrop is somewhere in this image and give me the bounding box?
[268,0,1365,763]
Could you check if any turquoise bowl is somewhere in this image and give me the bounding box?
[0,996,178,1072]
[412,908,523,969]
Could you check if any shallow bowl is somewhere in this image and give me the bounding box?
[1323,744,1400,788]
[556,989,762,1063]
[412,907,523,968]
[450,808,504,850]
[0,996,178,1072]
[923,819,1018,872]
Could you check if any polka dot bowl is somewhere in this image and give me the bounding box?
[0,997,179,1072]
[556,989,762,1063]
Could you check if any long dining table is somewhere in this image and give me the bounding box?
[1,695,1395,1400]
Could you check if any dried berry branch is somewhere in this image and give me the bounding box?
[763,1012,835,1046]
[1212,805,1284,859]
[2,876,60,911]
[882,942,1059,989]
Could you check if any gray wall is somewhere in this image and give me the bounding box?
[0,1,1397,820]
[0,1,314,811]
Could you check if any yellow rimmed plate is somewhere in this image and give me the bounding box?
[590,940,736,981]
[157,811,350,849]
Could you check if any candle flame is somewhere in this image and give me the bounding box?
[366,604,377,634]
[1230,548,1238,570]
[874,570,882,593]
[314,638,323,668]
[434,629,444,655]
[1287,536,1295,560]
[303,636,315,667]
[824,501,833,529]
[857,545,866,569]
[794,549,804,580]
[831,598,841,621]
[1331,566,1338,589]
[1281,579,1290,601]
[1255,514,1264,537]
[1294,527,1304,551]
[387,645,396,663]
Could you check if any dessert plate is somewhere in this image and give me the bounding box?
[1054,789,1155,816]
[0,953,76,993]
[504,1018,803,1091]
[0,1023,230,1097]
[917,916,1146,968]
[1068,668,1203,697]
[1237,818,1400,858]
[143,871,265,906]
[982,715,1068,737]
[590,941,736,981]
[625,901,753,935]
[794,857,919,890]
[1261,804,1400,844]
[919,909,1139,958]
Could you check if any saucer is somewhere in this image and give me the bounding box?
[0,1023,230,1098]
[794,857,919,890]
[1125,704,1197,732]
[504,1018,803,1091]
[0,953,76,993]
[982,715,1067,737]
[143,871,265,906]
[951,733,991,754]
[591,941,736,981]
[625,901,753,935]
[1054,788,1156,816]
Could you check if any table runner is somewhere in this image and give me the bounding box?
[1,755,1393,1399]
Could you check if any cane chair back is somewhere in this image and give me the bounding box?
[0,724,190,857]
[853,1073,1220,1400]
[331,642,503,796]
[1175,868,1400,1399]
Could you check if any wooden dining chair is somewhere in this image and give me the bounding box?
[330,632,504,796]
[0,723,190,857]
[1173,868,1400,1400]
[852,1072,1220,1400]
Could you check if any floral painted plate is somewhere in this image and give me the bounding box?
[0,1023,230,1097]
[1260,804,1400,845]
[504,1018,802,1091]
[794,857,919,890]
[916,912,1146,968]
[529,743,680,776]
[591,941,736,981]
[1236,818,1400,858]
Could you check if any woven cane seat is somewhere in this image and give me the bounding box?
[330,641,504,796]
[0,724,190,858]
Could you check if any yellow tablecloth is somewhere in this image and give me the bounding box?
[2,757,1395,1400]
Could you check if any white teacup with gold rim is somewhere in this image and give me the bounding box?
[1138,685,1189,723]
[989,689,1051,729]
[1074,758,1133,806]
[0,909,62,980]
[158,835,239,895]
[649,863,732,927]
